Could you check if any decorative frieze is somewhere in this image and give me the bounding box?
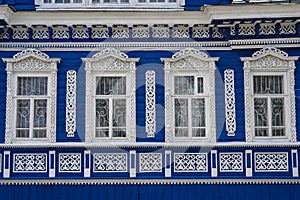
[255,152,288,172]
[13,153,47,172]
[174,153,208,172]
[93,153,127,172]
[0,27,9,39]
[59,153,81,173]
[139,153,162,172]
[212,27,223,38]
[145,70,156,138]
[66,70,77,137]
[219,152,243,172]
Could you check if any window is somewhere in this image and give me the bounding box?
[83,48,139,143]
[2,49,60,144]
[95,76,127,138]
[242,47,298,142]
[174,76,206,138]
[162,48,219,143]
[16,77,48,139]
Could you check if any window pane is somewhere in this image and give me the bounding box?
[44,0,52,3]
[253,76,283,94]
[192,129,205,137]
[55,0,63,2]
[16,99,30,129]
[271,98,284,126]
[255,128,268,137]
[74,0,82,3]
[192,98,205,127]
[96,99,109,128]
[121,0,129,3]
[113,99,126,127]
[34,99,47,128]
[96,77,126,95]
[112,128,126,137]
[95,129,109,137]
[175,98,188,127]
[254,98,268,127]
[174,76,194,95]
[16,130,29,138]
[33,130,47,138]
[138,0,146,2]
[175,128,188,137]
[92,0,100,3]
[197,77,204,94]
[17,77,48,96]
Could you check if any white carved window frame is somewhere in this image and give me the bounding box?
[82,48,139,143]
[2,49,60,144]
[241,47,298,142]
[161,48,219,143]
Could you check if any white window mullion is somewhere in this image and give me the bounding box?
[109,97,113,139]
[30,98,34,139]
[268,97,272,140]
[188,98,192,138]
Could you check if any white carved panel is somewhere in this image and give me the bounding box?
[172,25,189,38]
[13,153,47,172]
[152,25,170,38]
[192,26,210,38]
[279,23,296,35]
[12,27,29,39]
[224,69,236,136]
[32,26,49,39]
[139,153,162,172]
[72,26,89,39]
[145,70,156,138]
[59,153,81,172]
[132,25,149,38]
[255,152,288,172]
[93,153,127,172]
[112,26,129,38]
[238,24,255,36]
[66,70,77,137]
[219,152,243,172]
[259,23,276,35]
[91,26,109,38]
[174,153,208,172]
[52,26,69,39]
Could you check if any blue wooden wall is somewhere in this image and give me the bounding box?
[0,183,299,200]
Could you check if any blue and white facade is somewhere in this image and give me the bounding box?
[0,0,300,199]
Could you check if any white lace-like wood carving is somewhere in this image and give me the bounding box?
[82,48,139,143]
[279,22,296,35]
[91,26,109,38]
[145,70,156,138]
[12,26,29,39]
[192,26,210,38]
[32,26,49,39]
[238,24,255,36]
[66,70,77,137]
[259,23,276,35]
[93,153,127,172]
[59,153,81,172]
[172,25,189,38]
[52,26,69,39]
[241,47,298,142]
[152,25,170,38]
[162,48,218,143]
[72,26,89,39]
[224,69,236,136]
[174,153,208,172]
[139,153,162,172]
[132,25,149,38]
[219,152,243,172]
[2,49,60,144]
[13,153,47,172]
[254,152,288,172]
[112,26,129,38]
